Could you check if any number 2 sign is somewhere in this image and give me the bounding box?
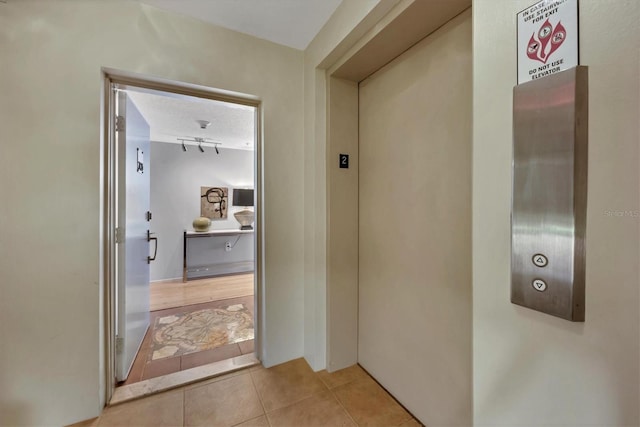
[339,154,349,169]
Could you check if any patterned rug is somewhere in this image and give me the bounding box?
[150,304,254,360]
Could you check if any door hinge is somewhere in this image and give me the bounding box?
[115,115,125,132]
[146,211,152,221]
[115,227,124,244]
[115,336,124,354]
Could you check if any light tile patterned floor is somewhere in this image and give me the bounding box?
[85,358,422,427]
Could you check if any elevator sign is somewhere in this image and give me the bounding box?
[517,0,578,84]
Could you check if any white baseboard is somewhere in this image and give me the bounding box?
[150,277,183,284]
[187,261,254,279]
[151,261,254,283]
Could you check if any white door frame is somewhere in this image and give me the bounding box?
[101,68,264,403]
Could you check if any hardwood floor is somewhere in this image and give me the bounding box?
[150,273,254,311]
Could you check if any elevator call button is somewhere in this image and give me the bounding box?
[532,279,547,292]
[532,254,548,267]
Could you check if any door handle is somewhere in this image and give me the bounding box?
[147,230,158,264]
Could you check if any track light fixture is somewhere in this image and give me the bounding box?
[195,137,205,152]
[177,137,222,154]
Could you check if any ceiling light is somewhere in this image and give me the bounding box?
[196,120,211,129]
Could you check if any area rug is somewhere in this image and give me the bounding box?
[150,304,254,360]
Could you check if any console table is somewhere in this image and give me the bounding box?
[183,229,254,282]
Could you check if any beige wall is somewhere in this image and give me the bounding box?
[326,76,360,371]
[473,0,640,425]
[358,10,472,425]
[302,0,395,371]
[0,1,303,425]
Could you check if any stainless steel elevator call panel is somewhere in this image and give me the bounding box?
[511,66,588,322]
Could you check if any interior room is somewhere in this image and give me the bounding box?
[116,88,257,386]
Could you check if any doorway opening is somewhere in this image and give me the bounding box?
[102,71,263,402]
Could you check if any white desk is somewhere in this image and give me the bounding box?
[183,228,254,282]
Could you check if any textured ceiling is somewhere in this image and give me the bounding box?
[140,0,343,50]
[127,90,255,151]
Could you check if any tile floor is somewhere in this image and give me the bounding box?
[122,296,255,386]
[88,358,422,427]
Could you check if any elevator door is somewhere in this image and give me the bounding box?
[357,10,473,425]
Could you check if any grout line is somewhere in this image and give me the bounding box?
[248,363,334,424]
[356,365,417,426]
[139,359,147,382]
[265,390,323,416]
[230,415,267,427]
[317,372,332,389]
[248,368,269,425]
[110,355,259,405]
[182,386,186,427]
[331,387,359,426]
[255,368,331,421]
